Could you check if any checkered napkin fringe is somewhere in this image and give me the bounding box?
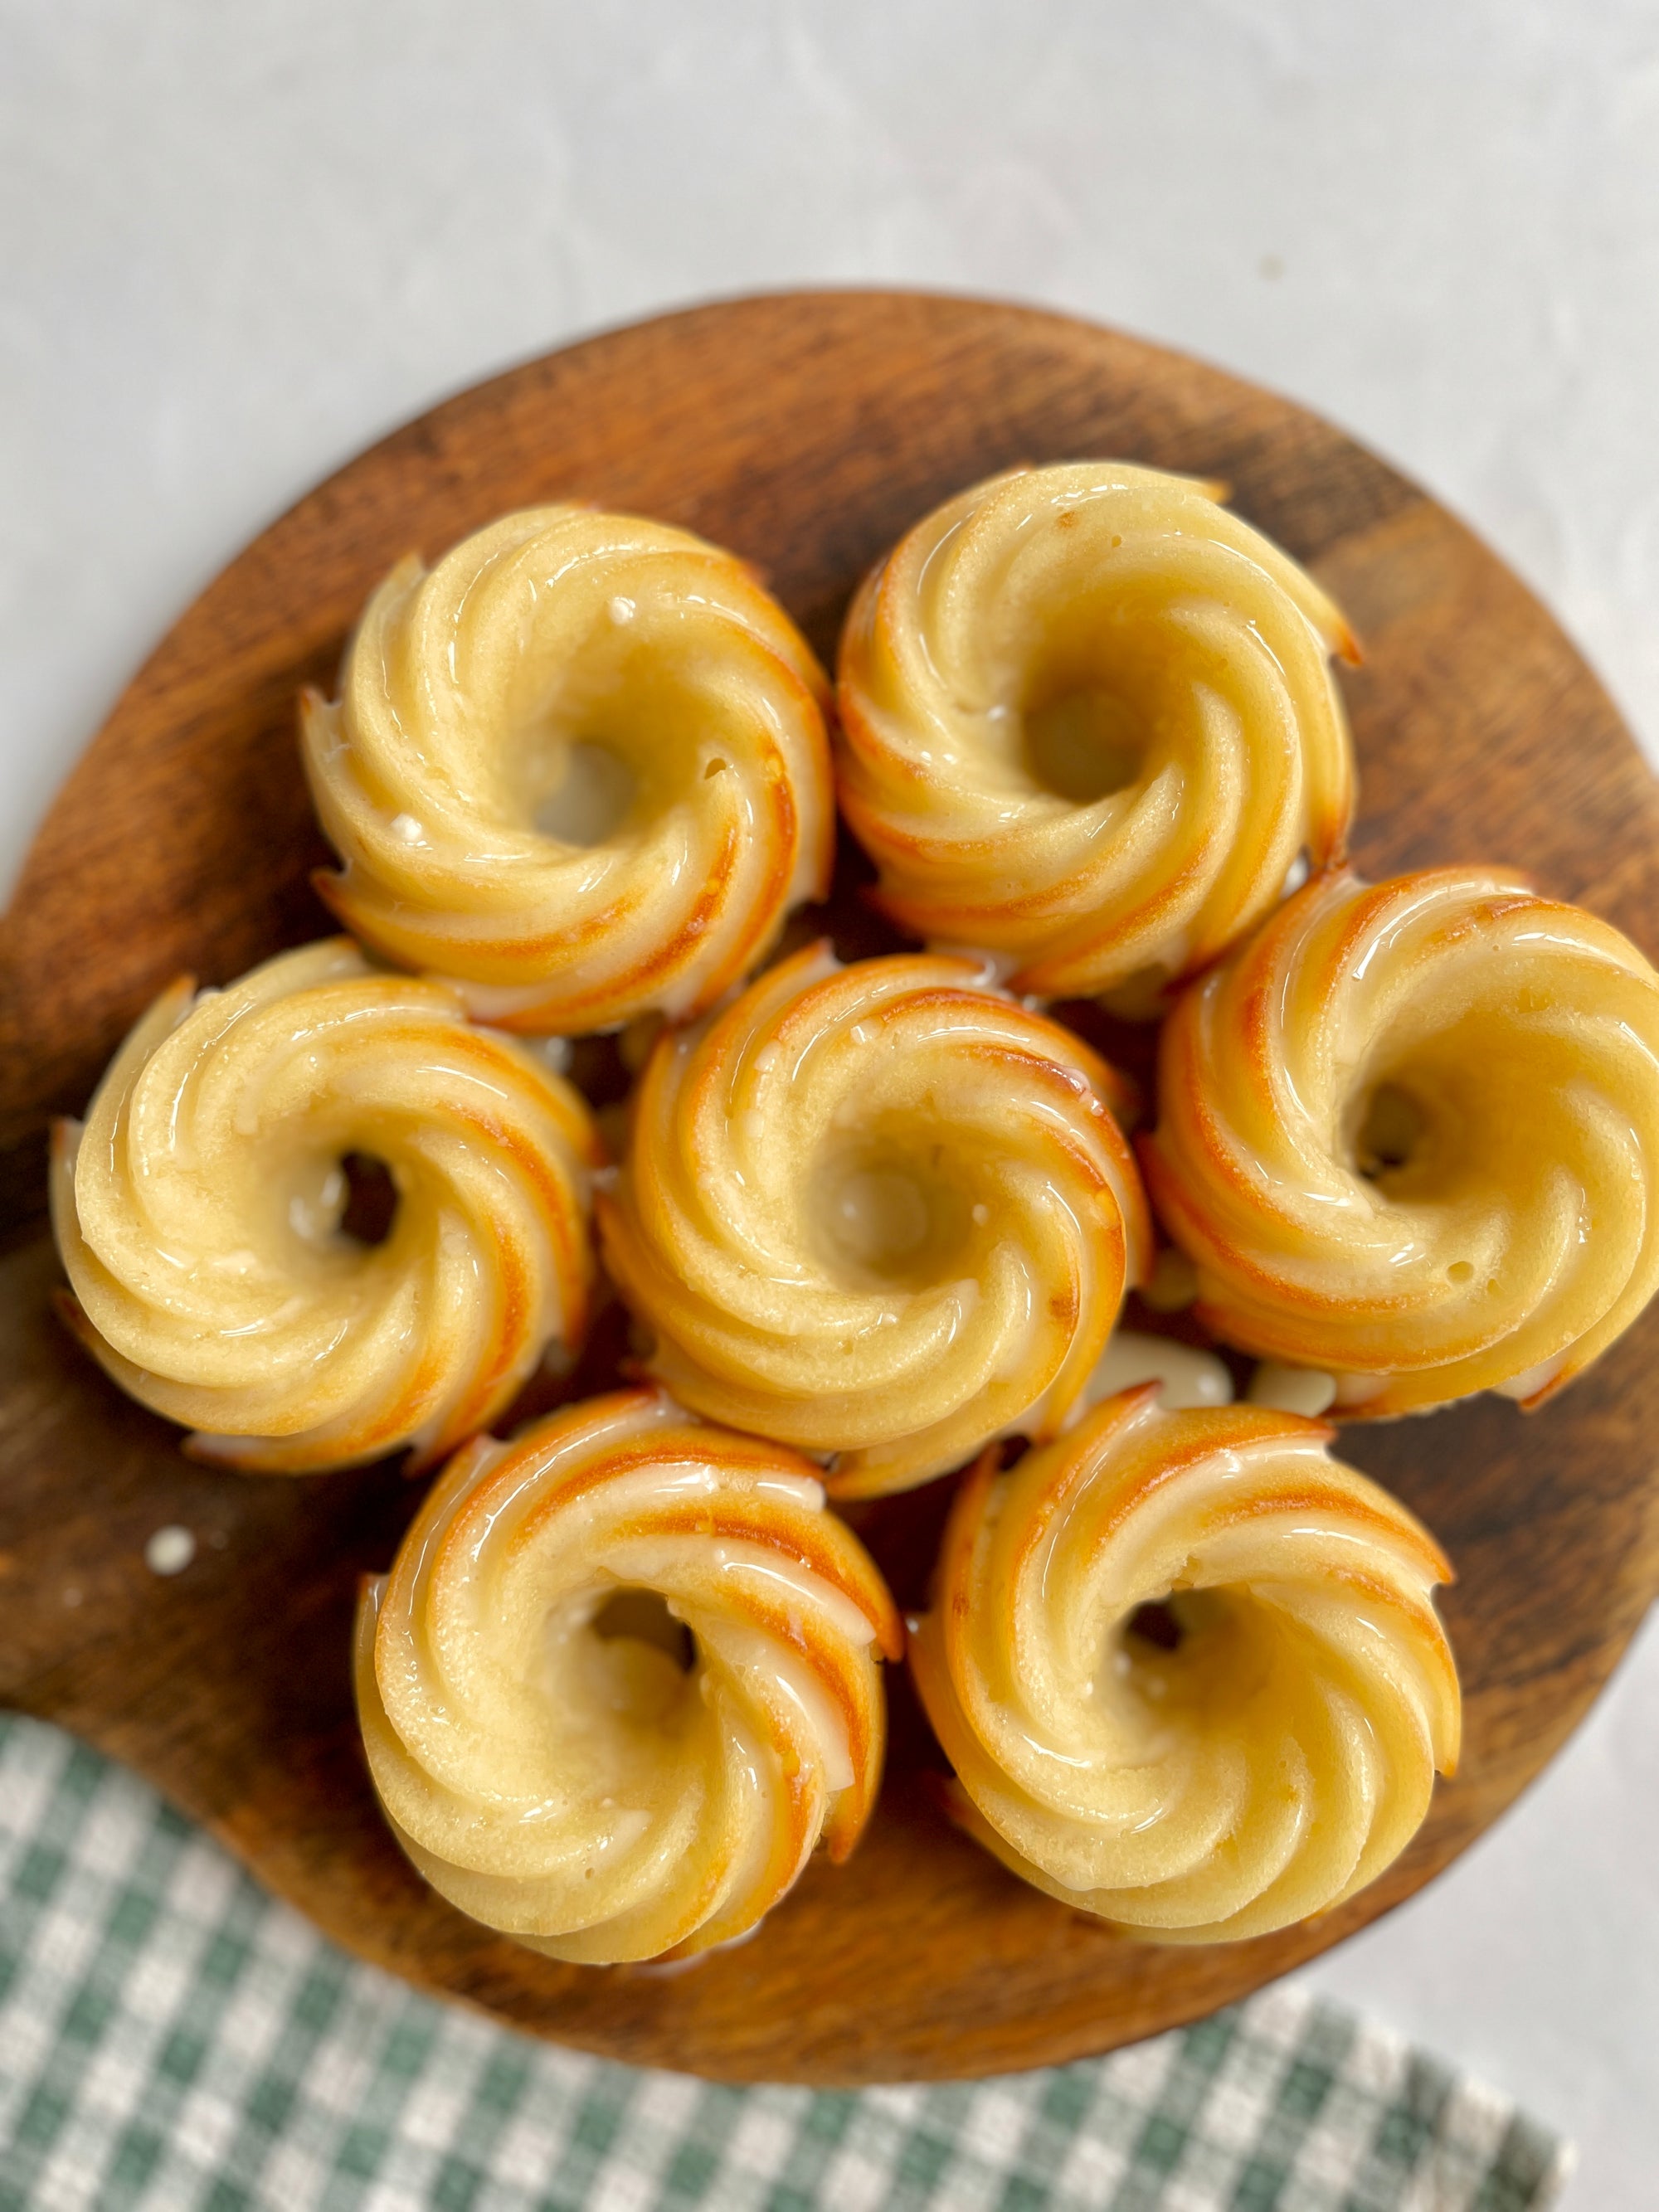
[0,1716,1566,2212]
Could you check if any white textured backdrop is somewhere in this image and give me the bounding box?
[2,4,1657,2205]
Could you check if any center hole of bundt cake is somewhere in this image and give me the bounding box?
[338,1152,400,1247]
[1351,1082,1429,1182]
[288,1154,399,1251]
[532,740,638,846]
[1112,1592,1228,1709]
[585,1588,698,1730]
[813,1149,968,1287]
[591,1588,697,1672]
[1125,1601,1185,1653]
[1110,1597,1188,1709]
[1022,687,1146,804]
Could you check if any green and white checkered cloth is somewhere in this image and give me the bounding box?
[0,1715,1566,2212]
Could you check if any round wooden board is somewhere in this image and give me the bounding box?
[2,292,1658,2087]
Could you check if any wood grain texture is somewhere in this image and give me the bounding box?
[2,291,1658,2084]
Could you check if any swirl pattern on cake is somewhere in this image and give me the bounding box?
[356,1388,902,1963]
[836,462,1356,1012]
[51,940,599,1472]
[909,1387,1459,1941]
[1141,866,1659,1414]
[303,504,834,1034]
[598,941,1153,1497]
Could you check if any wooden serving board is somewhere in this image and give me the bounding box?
[2,293,1657,2087]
